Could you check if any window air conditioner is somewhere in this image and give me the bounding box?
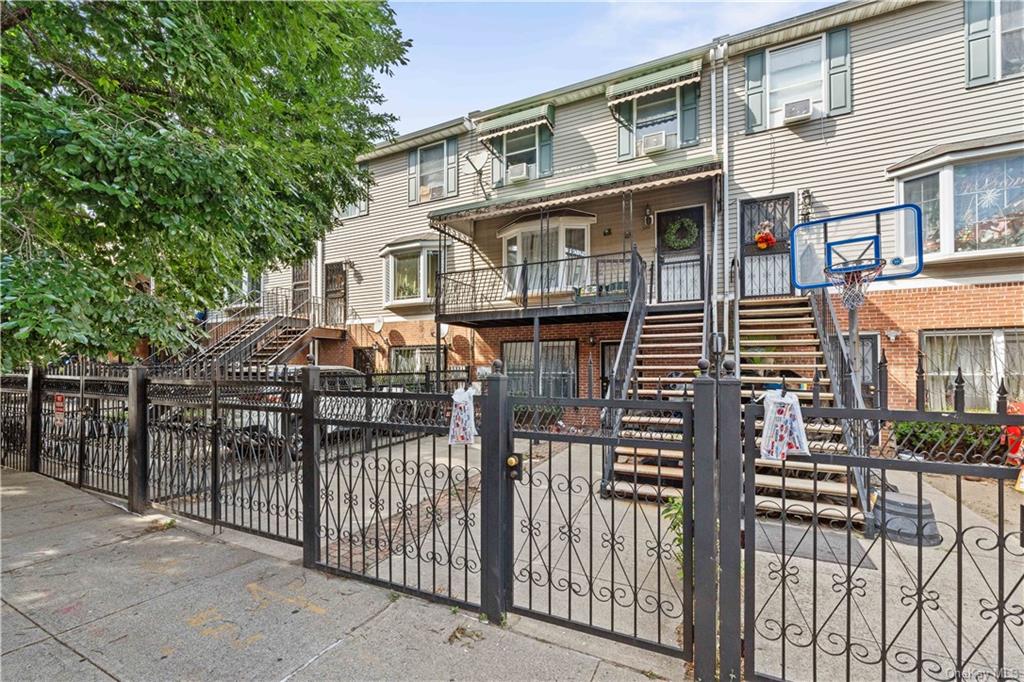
[641,131,667,155]
[783,99,813,124]
[507,163,529,183]
[429,185,444,200]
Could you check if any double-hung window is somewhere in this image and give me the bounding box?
[922,328,1024,411]
[745,28,850,132]
[966,0,1024,85]
[897,150,1024,257]
[615,83,699,158]
[490,125,553,185]
[381,240,443,306]
[407,138,459,204]
[499,217,592,292]
[339,162,370,219]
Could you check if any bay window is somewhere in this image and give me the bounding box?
[499,216,592,292]
[381,240,443,305]
[897,150,1023,258]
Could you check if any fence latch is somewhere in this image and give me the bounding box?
[506,454,523,481]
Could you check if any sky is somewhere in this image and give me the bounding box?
[379,1,838,135]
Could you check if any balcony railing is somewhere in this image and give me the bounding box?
[437,252,635,318]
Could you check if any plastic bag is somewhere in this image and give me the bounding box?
[760,389,810,460]
[448,386,478,446]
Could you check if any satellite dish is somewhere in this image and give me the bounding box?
[371,316,384,334]
[438,323,450,338]
[464,150,489,173]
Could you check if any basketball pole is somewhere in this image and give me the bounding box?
[849,305,862,400]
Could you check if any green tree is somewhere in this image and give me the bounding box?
[0,1,407,370]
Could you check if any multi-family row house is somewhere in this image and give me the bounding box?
[240,0,1020,428]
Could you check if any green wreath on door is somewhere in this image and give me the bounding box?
[662,217,699,251]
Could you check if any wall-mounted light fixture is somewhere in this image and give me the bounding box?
[643,204,654,228]
[587,334,596,345]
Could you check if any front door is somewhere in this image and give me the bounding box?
[599,341,620,397]
[323,262,346,326]
[657,206,704,302]
[292,261,311,317]
[740,195,794,298]
[352,347,375,375]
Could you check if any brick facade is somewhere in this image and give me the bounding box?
[833,282,1024,409]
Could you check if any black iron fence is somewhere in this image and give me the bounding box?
[2,359,1021,680]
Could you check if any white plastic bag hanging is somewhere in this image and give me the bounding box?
[448,386,478,445]
[760,389,810,461]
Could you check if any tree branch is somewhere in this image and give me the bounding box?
[1,3,31,32]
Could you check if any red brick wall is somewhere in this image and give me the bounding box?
[832,282,1024,408]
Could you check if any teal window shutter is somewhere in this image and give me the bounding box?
[407,150,418,204]
[444,137,459,197]
[826,28,852,114]
[965,0,995,86]
[745,51,766,133]
[357,162,370,216]
[491,137,504,187]
[679,83,699,144]
[616,102,634,159]
[538,126,553,177]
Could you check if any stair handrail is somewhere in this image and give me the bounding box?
[217,289,316,373]
[807,287,873,523]
[600,244,647,490]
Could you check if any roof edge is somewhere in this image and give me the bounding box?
[359,117,473,162]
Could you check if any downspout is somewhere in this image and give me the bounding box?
[720,42,739,376]
[709,48,719,350]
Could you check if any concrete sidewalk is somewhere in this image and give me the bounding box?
[1,471,688,681]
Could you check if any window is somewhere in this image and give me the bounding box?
[500,218,591,292]
[967,0,1024,85]
[382,241,444,305]
[745,28,849,133]
[922,328,1024,411]
[767,39,824,128]
[339,162,370,219]
[407,138,458,203]
[1001,0,1024,77]
[505,128,537,176]
[390,346,446,373]
[616,83,699,159]
[502,340,577,398]
[898,151,1024,257]
[490,125,553,185]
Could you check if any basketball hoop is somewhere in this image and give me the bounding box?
[824,258,886,310]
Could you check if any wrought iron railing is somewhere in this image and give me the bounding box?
[599,246,647,489]
[437,252,633,317]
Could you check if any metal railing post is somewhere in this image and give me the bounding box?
[26,364,44,473]
[480,365,513,623]
[127,365,149,513]
[716,359,742,681]
[692,358,717,682]
[301,365,321,568]
[210,377,221,527]
[76,372,87,487]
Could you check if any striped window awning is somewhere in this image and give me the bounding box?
[606,59,702,106]
[475,103,555,142]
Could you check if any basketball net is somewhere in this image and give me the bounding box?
[823,258,887,311]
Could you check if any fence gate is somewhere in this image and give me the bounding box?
[507,395,696,658]
[1,373,29,471]
[147,376,305,544]
[740,401,1024,682]
[310,379,482,608]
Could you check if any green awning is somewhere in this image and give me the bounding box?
[476,103,555,141]
[606,59,702,105]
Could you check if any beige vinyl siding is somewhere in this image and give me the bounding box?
[724,0,1024,295]
[470,180,714,280]
[322,130,485,324]
[487,70,715,198]
[264,266,291,294]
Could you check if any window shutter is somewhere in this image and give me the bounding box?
[407,150,418,204]
[745,51,766,133]
[826,28,852,115]
[357,162,370,216]
[445,137,459,197]
[382,255,392,305]
[616,102,634,159]
[538,126,553,177]
[491,137,505,187]
[679,83,699,144]
[965,0,995,86]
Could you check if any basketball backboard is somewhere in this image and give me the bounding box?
[789,204,924,290]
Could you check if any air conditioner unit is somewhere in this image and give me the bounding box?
[429,185,444,200]
[641,131,667,155]
[783,98,813,124]
[507,163,529,183]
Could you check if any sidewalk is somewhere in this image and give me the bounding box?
[1,471,688,681]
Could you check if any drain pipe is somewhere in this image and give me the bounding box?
[719,41,739,376]
[709,47,719,350]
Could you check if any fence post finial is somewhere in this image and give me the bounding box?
[697,358,710,376]
[915,350,926,411]
[491,359,504,375]
[953,366,966,413]
[996,378,1008,415]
